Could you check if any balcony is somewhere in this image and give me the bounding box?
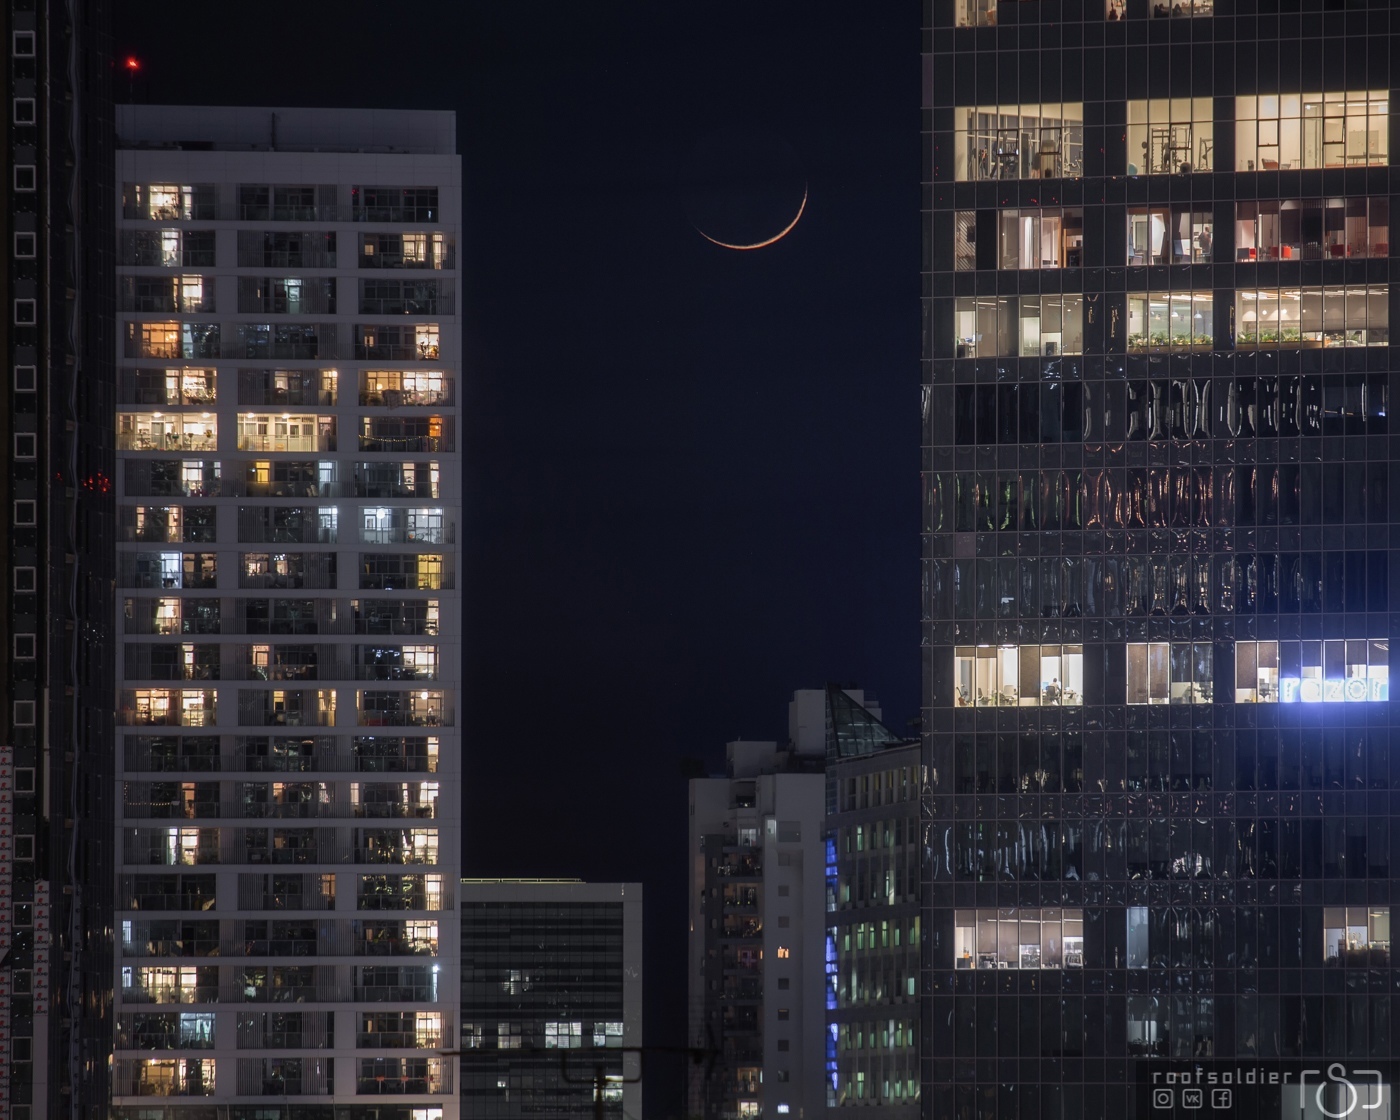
[359,523,455,546]
[112,1060,216,1097]
[119,981,219,1006]
[356,1060,450,1096]
[235,695,336,729]
[119,692,217,727]
[359,373,453,407]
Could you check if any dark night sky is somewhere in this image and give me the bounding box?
[114,3,919,1110]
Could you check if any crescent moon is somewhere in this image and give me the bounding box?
[695,185,807,251]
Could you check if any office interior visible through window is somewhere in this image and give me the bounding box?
[954,103,1084,181]
[1127,292,1214,352]
[1127,99,1213,174]
[1236,198,1389,260]
[954,645,1083,707]
[1128,207,1213,264]
[954,909,1084,969]
[1236,92,1389,171]
[1236,286,1388,348]
[998,208,1084,269]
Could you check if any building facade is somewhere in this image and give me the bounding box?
[687,692,830,1120]
[458,880,642,1120]
[825,689,921,1119]
[112,106,462,1120]
[0,3,116,1119]
[923,1,1400,1116]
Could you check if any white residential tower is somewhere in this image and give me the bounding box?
[112,106,462,1120]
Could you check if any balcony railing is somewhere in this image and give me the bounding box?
[121,748,439,776]
[359,381,454,407]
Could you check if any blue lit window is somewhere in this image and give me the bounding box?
[1237,639,1388,703]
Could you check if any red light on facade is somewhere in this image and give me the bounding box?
[125,57,140,70]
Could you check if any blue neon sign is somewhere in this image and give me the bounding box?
[1277,676,1387,703]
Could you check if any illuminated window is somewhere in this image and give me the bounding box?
[1324,907,1390,965]
[118,1056,215,1096]
[1237,639,1387,703]
[1236,198,1390,262]
[953,295,1084,357]
[126,183,217,221]
[117,412,218,452]
[1126,292,1214,352]
[955,0,997,25]
[415,1013,442,1048]
[360,369,450,406]
[954,644,1083,707]
[1150,0,1212,15]
[360,232,451,269]
[1235,641,1279,703]
[1236,286,1388,348]
[360,553,445,591]
[955,103,1084,181]
[124,965,213,1004]
[776,946,791,959]
[544,1021,584,1049]
[1128,207,1214,264]
[953,212,976,271]
[358,690,445,728]
[593,1021,624,1047]
[125,321,220,360]
[360,507,447,545]
[1236,92,1388,172]
[1126,642,1212,704]
[1127,99,1213,175]
[235,413,333,453]
[954,909,1083,969]
[994,208,1084,269]
[349,781,439,820]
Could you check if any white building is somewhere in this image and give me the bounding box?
[687,691,832,1120]
[111,106,461,1120]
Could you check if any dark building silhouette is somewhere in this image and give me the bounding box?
[0,2,116,1117]
[922,0,1400,1115]
[460,881,641,1120]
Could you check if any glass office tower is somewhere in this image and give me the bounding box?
[2,3,116,1118]
[922,1,1399,1115]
